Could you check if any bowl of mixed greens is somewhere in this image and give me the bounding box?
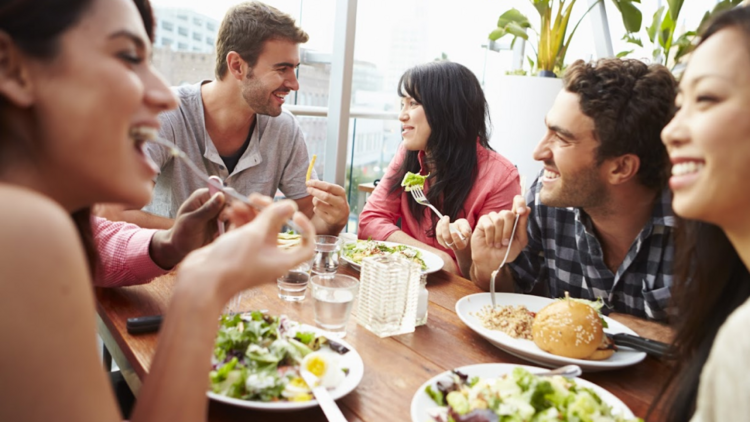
[411,364,641,422]
[341,239,444,274]
[208,311,364,411]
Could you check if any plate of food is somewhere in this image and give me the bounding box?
[455,293,647,371]
[341,239,444,274]
[207,311,364,411]
[410,363,641,422]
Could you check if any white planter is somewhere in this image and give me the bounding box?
[485,75,563,190]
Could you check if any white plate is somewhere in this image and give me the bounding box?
[341,240,444,274]
[207,325,364,411]
[456,293,646,372]
[410,363,636,422]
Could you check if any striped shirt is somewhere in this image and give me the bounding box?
[508,177,675,321]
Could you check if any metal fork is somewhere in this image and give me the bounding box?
[490,212,520,307]
[409,186,467,242]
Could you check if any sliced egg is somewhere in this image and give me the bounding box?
[281,376,312,401]
[301,349,345,389]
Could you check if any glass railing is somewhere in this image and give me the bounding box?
[285,105,400,234]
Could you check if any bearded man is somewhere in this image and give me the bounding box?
[471,58,677,339]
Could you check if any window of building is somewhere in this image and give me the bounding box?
[161,37,173,47]
[178,42,188,50]
[193,17,202,26]
[177,14,187,21]
[178,27,188,36]
[206,37,214,46]
[162,21,173,31]
[193,32,202,41]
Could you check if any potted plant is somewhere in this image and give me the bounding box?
[489,0,643,77]
[620,0,741,71]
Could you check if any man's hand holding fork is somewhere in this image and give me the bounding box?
[469,195,530,292]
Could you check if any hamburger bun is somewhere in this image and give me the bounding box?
[586,335,616,361]
[532,299,604,359]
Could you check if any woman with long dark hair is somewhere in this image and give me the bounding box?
[358,61,520,276]
[0,0,314,420]
[659,6,750,421]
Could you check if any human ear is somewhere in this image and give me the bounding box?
[606,154,640,185]
[225,51,248,81]
[0,32,34,108]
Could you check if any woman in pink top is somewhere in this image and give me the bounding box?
[358,61,520,276]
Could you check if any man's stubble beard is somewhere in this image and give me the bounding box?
[241,73,283,117]
[540,163,609,210]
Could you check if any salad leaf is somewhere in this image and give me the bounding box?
[425,385,445,406]
[401,171,429,192]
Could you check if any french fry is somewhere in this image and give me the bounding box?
[306,154,317,182]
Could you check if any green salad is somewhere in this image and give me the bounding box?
[209,311,349,403]
[342,239,427,270]
[401,171,429,192]
[424,367,642,422]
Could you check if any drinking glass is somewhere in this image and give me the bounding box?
[310,274,358,338]
[311,235,340,276]
[276,262,311,301]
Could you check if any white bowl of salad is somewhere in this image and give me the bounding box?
[410,363,641,422]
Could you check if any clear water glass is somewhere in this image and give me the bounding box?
[356,254,421,338]
[311,235,340,276]
[310,274,358,338]
[277,262,311,302]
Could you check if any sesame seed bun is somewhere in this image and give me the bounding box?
[532,299,604,359]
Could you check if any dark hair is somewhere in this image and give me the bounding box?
[215,1,309,80]
[563,58,676,190]
[387,61,493,237]
[654,7,750,422]
[0,0,157,274]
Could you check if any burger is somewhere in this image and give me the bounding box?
[531,295,616,360]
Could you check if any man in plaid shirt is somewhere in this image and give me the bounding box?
[469,58,677,334]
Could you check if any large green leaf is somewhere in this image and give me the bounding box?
[497,8,531,28]
[488,27,508,41]
[622,33,643,47]
[667,0,684,22]
[532,0,551,17]
[659,7,675,51]
[646,6,664,44]
[616,50,635,58]
[611,0,642,33]
[506,22,531,39]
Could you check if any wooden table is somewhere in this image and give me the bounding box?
[96,265,669,421]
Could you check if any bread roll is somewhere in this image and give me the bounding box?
[532,299,604,359]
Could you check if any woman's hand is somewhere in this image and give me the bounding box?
[436,216,472,251]
[179,199,316,303]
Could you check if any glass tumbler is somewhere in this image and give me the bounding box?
[311,235,340,276]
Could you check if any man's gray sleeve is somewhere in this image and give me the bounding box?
[278,116,314,200]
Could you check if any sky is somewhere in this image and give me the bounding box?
[149,0,721,80]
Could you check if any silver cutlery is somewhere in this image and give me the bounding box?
[535,364,582,378]
[409,186,467,242]
[300,367,349,422]
[490,212,520,307]
[146,137,306,234]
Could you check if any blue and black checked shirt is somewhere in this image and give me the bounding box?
[508,177,675,321]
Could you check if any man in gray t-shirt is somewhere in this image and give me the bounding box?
[98,2,349,235]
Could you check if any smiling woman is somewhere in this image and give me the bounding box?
[657,6,750,422]
[0,0,315,421]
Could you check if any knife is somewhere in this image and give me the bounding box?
[605,332,673,359]
[300,368,349,422]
